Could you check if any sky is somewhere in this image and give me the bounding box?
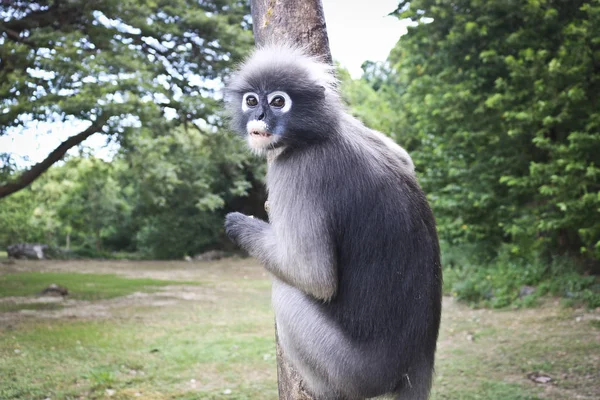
[323,0,410,77]
[0,1,410,166]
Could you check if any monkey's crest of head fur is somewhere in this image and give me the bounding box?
[225,42,339,100]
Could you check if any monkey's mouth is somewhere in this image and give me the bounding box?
[247,120,272,138]
[246,120,277,150]
[249,129,272,138]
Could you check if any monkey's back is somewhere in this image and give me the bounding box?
[308,122,442,371]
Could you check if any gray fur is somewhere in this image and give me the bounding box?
[224,44,442,400]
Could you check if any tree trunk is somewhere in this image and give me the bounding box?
[251,0,332,63]
[250,1,332,399]
[95,229,101,251]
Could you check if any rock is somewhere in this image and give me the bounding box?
[40,284,69,297]
[7,243,49,260]
[193,250,228,262]
[519,285,536,298]
[527,372,552,384]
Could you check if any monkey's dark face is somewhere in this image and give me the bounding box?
[240,89,293,151]
[228,65,335,153]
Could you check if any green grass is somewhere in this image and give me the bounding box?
[0,250,7,259]
[0,259,598,400]
[0,272,199,300]
[0,263,277,400]
[4,317,257,399]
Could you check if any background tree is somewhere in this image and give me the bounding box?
[0,0,253,198]
[124,126,265,259]
[385,0,599,267]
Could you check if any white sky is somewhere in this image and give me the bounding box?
[323,0,409,77]
[0,1,409,166]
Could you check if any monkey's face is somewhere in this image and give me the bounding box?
[240,90,292,151]
[227,64,334,154]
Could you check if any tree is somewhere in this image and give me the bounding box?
[11,156,127,252]
[387,0,600,266]
[338,65,398,138]
[0,0,253,198]
[249,1,331,398]
[0,187,42,248]
[124,125,265,259]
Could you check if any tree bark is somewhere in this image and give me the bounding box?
[251,0,332,63]
[250,1,332,399]
[0,115,110,199]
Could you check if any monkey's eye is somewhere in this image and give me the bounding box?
[242,92,260,112]
[246,95,258,107]
[267,91,292,112]
[270,96,285,108]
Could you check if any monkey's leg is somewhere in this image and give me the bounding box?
[273,280,421,400]
[393,362,433,400]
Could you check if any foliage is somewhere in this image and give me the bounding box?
[1,0,252,130]
[0,129,262,258]
[30,157,127,250]
[0,0,261,257]
[123,126,264,259]
[0,0,253,194]
[0,188,43,246]
[387,0,600,265]
[443,243,600,308]
[338,66,396,134]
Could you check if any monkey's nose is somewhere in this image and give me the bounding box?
[258,112,265,120]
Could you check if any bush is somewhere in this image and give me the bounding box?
[442,243,600,308]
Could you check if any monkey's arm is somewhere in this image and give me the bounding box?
[225,212,337,301]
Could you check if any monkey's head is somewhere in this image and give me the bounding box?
[225,44,340,154]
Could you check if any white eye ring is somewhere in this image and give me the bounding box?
[242,92,259,112]
[267,91,292,113]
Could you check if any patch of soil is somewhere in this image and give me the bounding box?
[0,285,219,325]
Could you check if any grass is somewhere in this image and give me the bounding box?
[0,250,7,259]
[0,272,199,301]
[431,300,599,400]
[0,259,598,400]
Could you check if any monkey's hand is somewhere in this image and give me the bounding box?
[224,212,268,250]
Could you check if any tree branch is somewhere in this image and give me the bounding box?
[3,4,83,33]
[0,24,36,48]
[0,116,110,199]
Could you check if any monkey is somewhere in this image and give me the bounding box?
[223,44,442,400]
